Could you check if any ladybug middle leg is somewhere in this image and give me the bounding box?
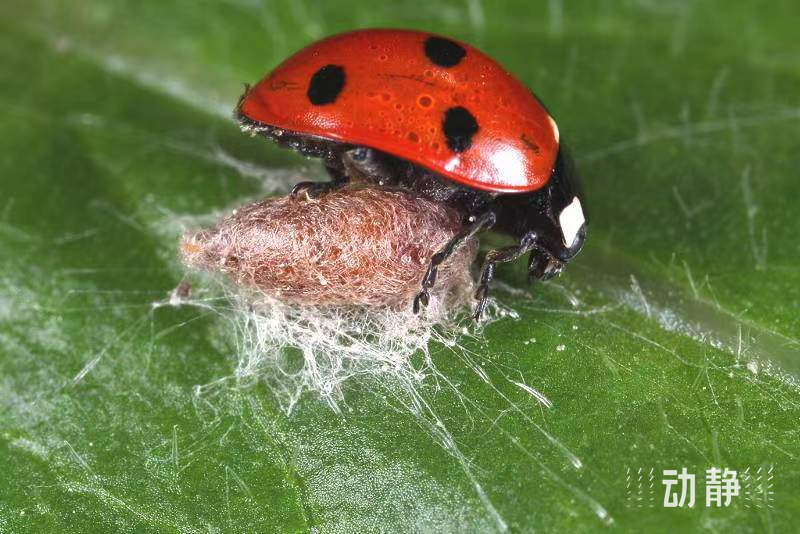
[413,211,496,313]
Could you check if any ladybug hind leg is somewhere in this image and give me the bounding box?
[413,211,496,314]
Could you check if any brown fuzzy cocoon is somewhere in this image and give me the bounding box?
[181,187,477,307]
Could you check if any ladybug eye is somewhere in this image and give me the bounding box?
[350,147,369,161]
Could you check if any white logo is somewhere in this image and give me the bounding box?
[626,466,773,509]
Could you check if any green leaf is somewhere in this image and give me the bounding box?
[1,1,798,531]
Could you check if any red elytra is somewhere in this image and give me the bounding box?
[238,28,559,193]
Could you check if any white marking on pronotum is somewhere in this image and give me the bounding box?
[559,196,584,247]
[548,114,560,143]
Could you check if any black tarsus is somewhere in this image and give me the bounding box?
[290,180,339,199]
[290,164,348,200]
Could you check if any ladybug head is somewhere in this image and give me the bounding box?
[507,148,586,280]
[522,148,586,264]
[549,148,586,258]
[527,184,586,281]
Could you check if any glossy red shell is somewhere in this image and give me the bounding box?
[239,29,559,193]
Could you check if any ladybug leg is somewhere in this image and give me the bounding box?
[290,165,348,200]
[341,147,403,186]
[413,211,496,314]
[528,250,566,281]
[473,232,542,320]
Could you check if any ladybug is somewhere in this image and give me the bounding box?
[236,28,586,319]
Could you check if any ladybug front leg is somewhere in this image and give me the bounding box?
[473,232,544,320]
[528,250,566,281]
[413,211,496,314]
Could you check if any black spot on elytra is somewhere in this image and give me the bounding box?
[307,65,345,105]
[442,106,479,152]
[424,36,466,67]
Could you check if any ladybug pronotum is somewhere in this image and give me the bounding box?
[236,28,587,319]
